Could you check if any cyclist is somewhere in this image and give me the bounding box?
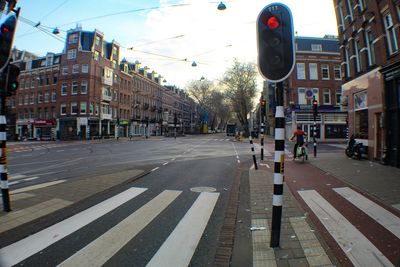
[290,126,306,160]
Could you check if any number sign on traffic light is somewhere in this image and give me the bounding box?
[257,3,295,82]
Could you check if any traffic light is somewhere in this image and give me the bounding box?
[1,63,20,96]
[312,99,318,117]
[0,13,18,71]
[257,3,295,82]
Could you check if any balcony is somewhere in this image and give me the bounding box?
[101,113,112,120]
[101,76,113,86]
[102,94,112,102]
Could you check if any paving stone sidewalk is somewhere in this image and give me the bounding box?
[249,168,337,267]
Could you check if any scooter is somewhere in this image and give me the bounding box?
[296,142,308,162]
[345,135,366,160]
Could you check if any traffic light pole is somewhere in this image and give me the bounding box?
[313,113,317,157]
[0,67,11,212]
[271,81,284,247]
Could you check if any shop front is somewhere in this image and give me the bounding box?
[33,119,56,140]
[16,119,34,140]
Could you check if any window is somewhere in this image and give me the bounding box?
[336,91,342,105]
[94,51,100,61]
[309,63,318,80]
[62,66,68,75]
[321,64,329,79]
[60,104,67,115]
[30,93,34,104]
[31,78,36,88]
[71,102,78,115]
[338,4,345,32]
[81,80,88,94]
[38,92,43,103]
[53,74,58,84]
[72,64,80,74]
[345,0,353,22]
[344,45,351,77]
[365,30,376,66]
[298,88,307,105]
[312,88,319,102]
[44,91,50,103]
[383,13,398,55]
[61,82,67,96]
[67,49,77,60]
[334,65,341,80]
[357,0,366,13]
[80,102,87,114]
[82,64,89,73]
[95,36,101,46]
[311,44,322,51]
[24,94,29,105]
[323,89,331,104]
[296,63,305,79]
[52,91,56,102]
[90,102,94,115]
[68,33,78,44]
[72,81,78,95]
[353,38,362,73]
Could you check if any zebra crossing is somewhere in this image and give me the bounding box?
[0,187,220,267]
[298,186,400,267]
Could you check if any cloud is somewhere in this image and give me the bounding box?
[120,0,338,88]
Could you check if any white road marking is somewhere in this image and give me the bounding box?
[171,158,176,161]
[298,190,393,267]
[59,190,181,267]
[147,192,219,267]
[8,174,28,180]
[8,180,21,186]
[23,176,39,181]
[56,150,65,152]
[0,187,147,267]
[151,167,159,172]
[10,180,66,195]
[334,187,400,239]
[163,162,168,166]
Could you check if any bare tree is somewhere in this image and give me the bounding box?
[221,59,257,136]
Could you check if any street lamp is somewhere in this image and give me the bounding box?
[217,2,226,10]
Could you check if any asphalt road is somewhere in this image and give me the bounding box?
[4,134,255,266]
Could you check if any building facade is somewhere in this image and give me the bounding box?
[333,0,400,166]
[285,36,346,141]
[8,26,201,140]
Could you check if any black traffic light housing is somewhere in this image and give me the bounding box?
[312,99,318,117]
[0,12,18,71]
[257,3,295,82]
[1,63,20,96]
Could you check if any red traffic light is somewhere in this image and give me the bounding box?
[1,24,10,34]
[267,16,280,29]
[312,100,317,105]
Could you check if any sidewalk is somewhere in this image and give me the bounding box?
[247,135,400,266]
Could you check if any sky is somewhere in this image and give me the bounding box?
[7,0,338,88]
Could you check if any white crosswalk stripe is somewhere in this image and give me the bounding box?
[0,187,147,267]
[298,189,394,267]
[0,187,220,267]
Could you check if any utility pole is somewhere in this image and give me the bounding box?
[257,3,294,247]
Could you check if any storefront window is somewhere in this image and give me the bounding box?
[325,125,347,138]
[354,91,368,139]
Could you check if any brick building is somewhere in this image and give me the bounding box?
[9,26,201,140]
[333,0,400,167]
[284,36,346,141]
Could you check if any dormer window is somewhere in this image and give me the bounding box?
[311,44,322,52]
[95,36,101,47]
[68,33,78,44]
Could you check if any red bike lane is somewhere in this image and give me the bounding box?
[282,159,400,266]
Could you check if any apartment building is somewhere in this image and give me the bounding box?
[12,52,61,140]
[333,0,400,166]
[285,36,346,141]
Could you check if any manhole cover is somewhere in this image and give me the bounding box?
[190,186,217,193]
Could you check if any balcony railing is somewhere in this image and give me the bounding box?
[101,76,113,86]
[102,94,112,102]
[101,113,112,120]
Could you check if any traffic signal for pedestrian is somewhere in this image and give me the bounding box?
[256,3,295,82]
[312,99,318,117]
[0,13,18,71]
